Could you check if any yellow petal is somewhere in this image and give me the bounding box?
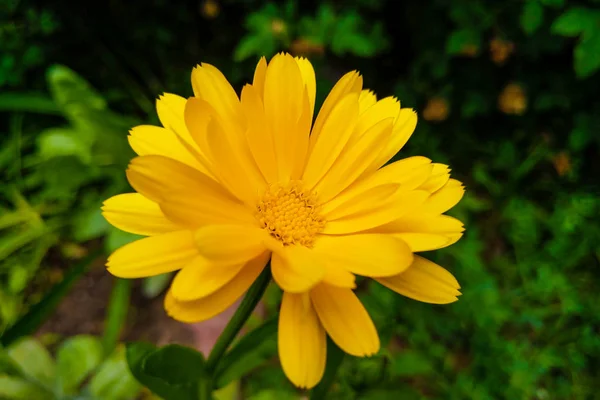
[352,97,399,144]
[194,225,268,265]
[312,234,413,277]
[102,193,179,236]
[156,94,203,155]
[191,63,242,129]
[126,155,221,203]
[315,118,394,202]
[165,251,270,323]
[322,184,399,219]
[128,125,205,171]
[270,245,324,293]
[185,98,265,206]
[371,108,418,170]
[252,56,268,99]
[278,292,326,389]
[418,163,450,193]
[323,190,429,235]
[107,230,197,278]
[263,53,309,180]
[171,256,244,301]
[358,90,377,113]
[294,57,316,119]
[378,214,465,235]
[240,84,278,183]
[309,71,362,148]
[376,256,461,304]
[302,93,360,189]
[394,233,453,252]
[160,187,255,228]
[310,284,379,356]
[422,178,465,214]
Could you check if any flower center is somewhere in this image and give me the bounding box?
[256,181,325,247]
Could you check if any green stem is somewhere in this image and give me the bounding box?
[197,374,213,400]
[205,264,272,373]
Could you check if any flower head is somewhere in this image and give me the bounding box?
[102,53,465,389]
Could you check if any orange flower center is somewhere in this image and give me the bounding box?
[256,181,325,247]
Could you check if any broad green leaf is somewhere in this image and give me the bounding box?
[0,251,100,347]
[250,390,298,400]
[0,374,52,400]
[234,35,273,62]
[446,29,481,55]
[143,344,206,385]
[105,227,143,254]
[551,7,598,37]
[391,350,433,376]
[0,93,60,115]
[521,0,544,35]
[102,278,131,355]
[47,65,107,113]
[7,338,55,387]
[55,335,103,395]
[310,339,345,400]
[72,206,110,242]
[126,342,197,400]
[574,30,600,78]
[141,273,173,298]
[215,318,277,388]
[88,346,141,400]
[37,128,91,164]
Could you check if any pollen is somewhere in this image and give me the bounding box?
[256,181,325,247]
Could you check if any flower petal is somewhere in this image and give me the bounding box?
[128,125,205,171]
[422,178,465,214]
[394,233,454,252]
[295,57,316,119]
[377,214,465,235]
[371,108,418,170]
[302,93,360,189]
[171,256,244,301]
[315,118,394,202]
[160,186,255,229]
[252,56,268,99]
[194,225,268,265]
[309,71,362,147]
[156,94,204,157]
[165,251,270,323]
[322,190,429,235]
[263,53,310,180]
[310,284,379,357]
[107,230,197,278]
[312,234,413,277]
[126,155,218,203]
[418,163,450,193]
[278,292,326,389]
[270,244,325,293]
[102,193,179,236]
[358,90,377,113]
[376,256,461,304]
[240,84,278,183]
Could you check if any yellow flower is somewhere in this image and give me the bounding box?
[102,53,465,389]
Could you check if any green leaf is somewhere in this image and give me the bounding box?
[102,278,131,355]
[551,7,598,37]
[47,64,107,113]
[126,342,199,400]
[72,206,110,242]
[141,273,173,298]
[574,30,600,78]
[56,335,103,395]
[391,350,434,376]
[214,318,277,388]
[446,29,481,55]
[6,338,56,387]
[0,250,100,347]
[37,128,91,164]
[0,374,52,400]
[88,346,142,400]
[521,0,544,35]
[144,344,206,385]
[0,93,60,115]
[310,339,345,400]
[105,226,143,254]
[234,35,273,62]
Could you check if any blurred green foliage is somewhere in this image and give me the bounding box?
[1,0,600,399]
